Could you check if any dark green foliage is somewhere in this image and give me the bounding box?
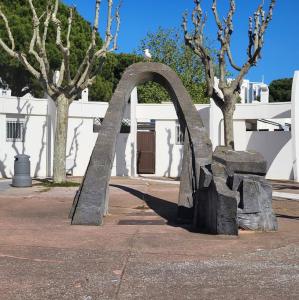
[89,53,142,101]
[0,0,100,97]
[0,0,141,101]
[0,3,209,104]
[136,27,209,104]
[269,78,292,102]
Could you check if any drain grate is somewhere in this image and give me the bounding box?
[118,219,166,225]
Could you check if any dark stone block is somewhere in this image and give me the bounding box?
[214,177,239,235]
[194,147,277,235]
[232,174,278,231]
[213,147,267,175]
[211,161,231,180]
[199,166,212,188]
[194,177,239,236]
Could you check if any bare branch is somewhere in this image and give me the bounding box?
[212,0,223,32]
[0,7,15,50]
[92,0,101,47]
[223,0,241,71]
[182,0,222,105]
[66,8,73,50]
[247,16,254,59]
[71,0,102,87]
[73,0,121,94]
[42,1,53,65]
[183,0,275,146]
[110,1,121,51]
[27,0,51,89]
[0,5,41,80]
[64,6,74,83]
[212,0,226,83]
[57,61,65,87]
[51,0,73,85]
[227,46,241,71]
[233,0,276,90]
[103,0,113,49]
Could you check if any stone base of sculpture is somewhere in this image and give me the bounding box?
[192,147,278,235]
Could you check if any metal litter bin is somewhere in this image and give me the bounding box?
[12,154,32,187]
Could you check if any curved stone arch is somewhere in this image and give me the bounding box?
[70,62,212,225]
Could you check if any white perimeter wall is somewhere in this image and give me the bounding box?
[0,73,298,181]
[0,97,48,178]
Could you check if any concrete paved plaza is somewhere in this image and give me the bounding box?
[0,177,298,299]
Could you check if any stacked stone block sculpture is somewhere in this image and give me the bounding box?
[193,147,278,235]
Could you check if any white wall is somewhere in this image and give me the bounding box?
[292,71,299,181]
[0,97,48,177]
[244,131,292,180]
[155,120,183,178]
[0,77,297,181]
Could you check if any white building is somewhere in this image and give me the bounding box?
[0,87,11,97]
[240,79,269,104]
[0,73,298,181]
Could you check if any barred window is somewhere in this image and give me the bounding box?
[93,118,131,134]
[93,118,104,133]
[120,119,131,133]
[6,120,24,142]
[175,122,185,145]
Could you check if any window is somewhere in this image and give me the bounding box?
[175,122,185,145]
[93,118,131,133]
[93,117,104,133]
[120,119,131,133]
[245,119,257,131]
[6,119,25,142]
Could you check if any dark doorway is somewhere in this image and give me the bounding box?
[137,131,156,174]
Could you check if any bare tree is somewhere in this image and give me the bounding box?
[183,0,275,148]
[0,0,121,183]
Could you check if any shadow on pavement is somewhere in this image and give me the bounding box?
[276,214,299,220]
[110,184,189,228]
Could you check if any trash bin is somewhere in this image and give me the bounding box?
[12,154,32,187]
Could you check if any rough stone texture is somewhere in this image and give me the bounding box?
[231,173,278,231]
[70,62,212,225]
[213,146,267,175]
[195,173,239,235]
[194,148,277,235]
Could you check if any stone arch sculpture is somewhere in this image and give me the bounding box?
[70,62,212,225]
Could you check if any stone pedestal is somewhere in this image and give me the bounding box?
[193,147,278,235]
[230,174,277,231]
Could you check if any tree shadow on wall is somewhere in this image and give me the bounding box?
[116,134,129,176]
[11,98,33,157]
[110,184,191,229]
[0,154,8,178]
[34,122,47,177]
[164,128,173,177]
[66,120,83,175]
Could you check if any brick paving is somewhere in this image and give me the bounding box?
[0,177,298,299]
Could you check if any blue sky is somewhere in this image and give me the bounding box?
[64,0,299,84]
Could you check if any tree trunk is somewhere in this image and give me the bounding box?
[53,94,70,183]
[222,104,235,149]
